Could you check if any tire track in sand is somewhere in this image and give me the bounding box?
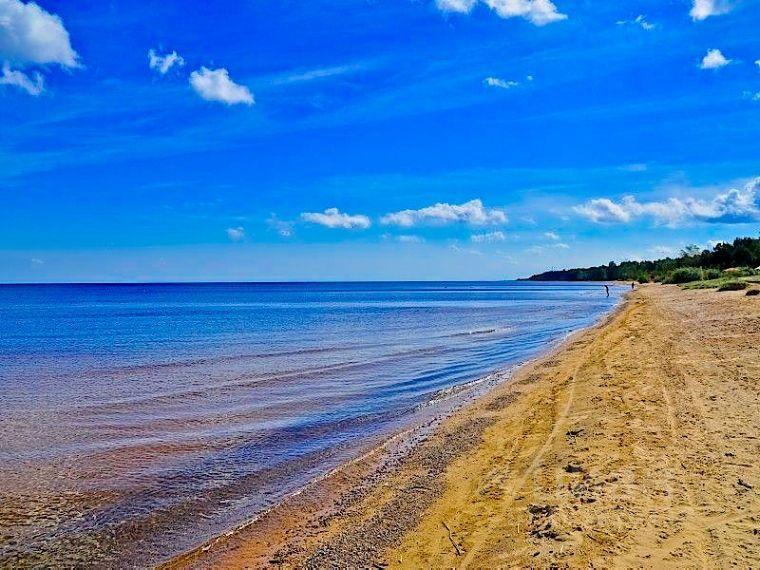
[458,310,628,567]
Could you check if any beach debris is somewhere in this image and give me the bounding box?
[564,463,585,474]
[530,521,562,540]
[746,289,759,296]
[566,427,585,438]
[737,478,753,490]
[442,521,463,556]
[528,504,556,517]
[527,504,564,541]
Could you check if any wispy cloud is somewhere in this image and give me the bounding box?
[301,207,371,229]
[700,49,730,70]
[381,199,507,227]
[274,64,360,85]
[449,243,484,256]
[616,15,655,31]
[226,226,246,241]
[528,241,569,254]
[483,76,519,89]
[650,245,678,257]
[436,0,567,26]
[0,63,43,95]
[189,67,254,105]
[544,231,560,241]
[574,178,760,226]
[690,0,732,21]
[621,163,648,172]
[397,234,424,243]
[267,214,294,237]
[148,49,185,74]
[471,230,506,243]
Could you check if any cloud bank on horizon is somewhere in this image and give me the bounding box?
[575,179,760,227]
[0,0,758,281]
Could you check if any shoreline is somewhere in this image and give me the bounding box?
[169,284,760,567]
[163,291,629,568]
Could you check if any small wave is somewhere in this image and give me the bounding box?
[447,326,512,338]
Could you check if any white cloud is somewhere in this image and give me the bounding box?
[755,59,760,69]
[544,231,560,240]
[471,230,506,243]
[484,76,519,89]
[0,62,42,94]
[189,67,254,105]
[743,90,760,102]
[148,49,184,74]
[301,207,371,229]
[574,178,760,226]
[436,0,566,26]
[690,0,731,21]
[574,198,633,223]
[484,0,566,25]
[436,0,477,12]
[226,226,245,241]
[700,49,730,70]
[0,0,78,67]
[381,199,507,227]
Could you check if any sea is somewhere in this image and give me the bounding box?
[0,281,622,566]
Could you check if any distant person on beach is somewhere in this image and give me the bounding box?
[604,284,610,297]
[631,282,635,290]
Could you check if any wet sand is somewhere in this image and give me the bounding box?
[170,285,760,568]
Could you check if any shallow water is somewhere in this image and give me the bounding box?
[0,281,622,566]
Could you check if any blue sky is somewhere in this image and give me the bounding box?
[1,0,758,282]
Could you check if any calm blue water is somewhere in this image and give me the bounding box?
[0,281,621,566]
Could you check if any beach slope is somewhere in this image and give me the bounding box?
[389,285,760,567]
[178,285,759,568]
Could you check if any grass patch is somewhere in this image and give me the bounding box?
[681,276,760,290]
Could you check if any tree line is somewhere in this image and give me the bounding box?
[526,236,760,283]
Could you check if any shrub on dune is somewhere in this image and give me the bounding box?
[664,267,703,284]
[717,281,748,292]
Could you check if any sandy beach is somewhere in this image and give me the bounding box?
[170,284,760,568]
